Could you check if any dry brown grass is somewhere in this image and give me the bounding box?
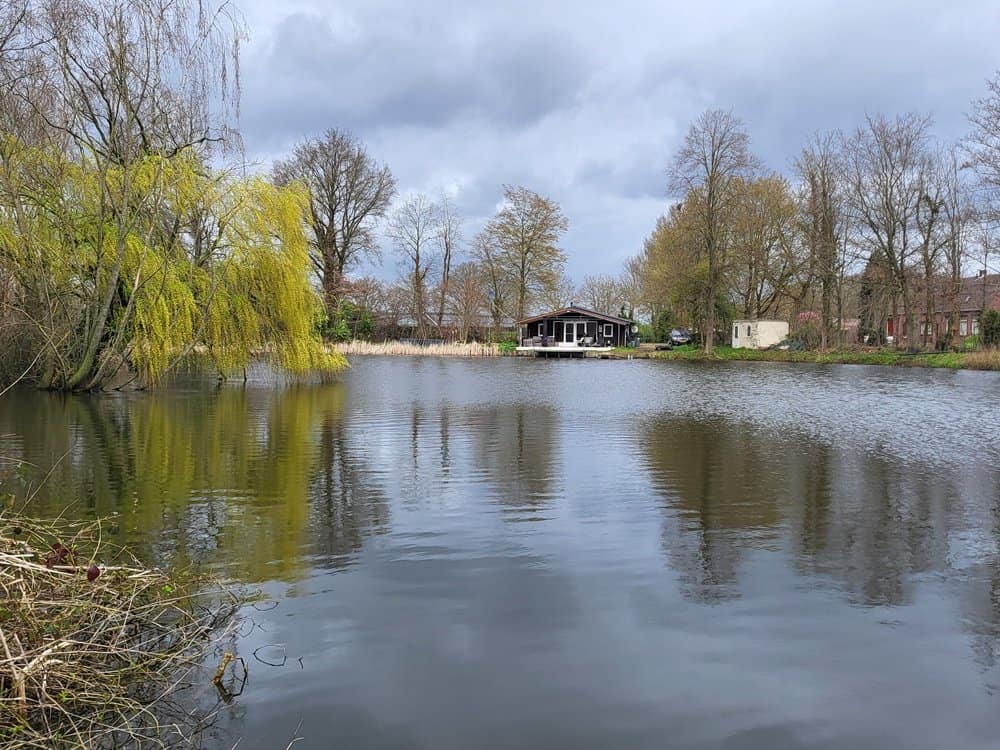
[0,512,241,749]
[961,349,1000,370]
[333,340,500,357]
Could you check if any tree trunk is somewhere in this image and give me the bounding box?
[704,247,716,354]
[65,257,123,391]
[436,248,451,335]
[902,285,918,353]
[322,262,342,314]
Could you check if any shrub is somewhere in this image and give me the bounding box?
[981,309,1000,348]
[794,311,822,349]
[652,310,673,342]
[316,301,374,342]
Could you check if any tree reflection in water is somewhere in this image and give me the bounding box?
[0,383,389,582]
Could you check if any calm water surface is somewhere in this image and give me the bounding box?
[3,358,1000,749]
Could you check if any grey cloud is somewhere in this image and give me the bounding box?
[236,0,1000,282]
[241,10,592,149]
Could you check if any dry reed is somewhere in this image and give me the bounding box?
[333,340,501,357]
[0,512,241,749]
[962,349,1000,370]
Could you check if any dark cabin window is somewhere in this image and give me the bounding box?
[603,323,613,337]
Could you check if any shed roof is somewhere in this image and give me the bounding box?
[517,306,633,326]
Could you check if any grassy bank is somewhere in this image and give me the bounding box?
[610,345,1000,371]
[333,340,502,357]
[0,512,242,749]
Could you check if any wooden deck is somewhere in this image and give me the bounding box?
[515,345,615,358]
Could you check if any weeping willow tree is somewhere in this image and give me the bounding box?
[0,0,345,389]
[0,140,345,389]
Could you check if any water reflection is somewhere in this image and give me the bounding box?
[467,404,558,516]
[642,412,1000,616]
[643,418,784,602]
[4,358,1000,749]
[0,383,389,581]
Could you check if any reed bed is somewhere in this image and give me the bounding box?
[0,512,242,749]
[333,340,501,357]
[961,349,1000,370]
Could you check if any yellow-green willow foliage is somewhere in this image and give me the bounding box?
[0,137,346,389]
[0,383,385,583]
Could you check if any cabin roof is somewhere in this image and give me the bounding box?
[516,306,633,326]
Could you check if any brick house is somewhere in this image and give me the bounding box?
[886,273,1000,346]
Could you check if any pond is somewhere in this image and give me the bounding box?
[2,357,1000,749]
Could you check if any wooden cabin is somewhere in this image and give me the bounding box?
[516,306,634,354]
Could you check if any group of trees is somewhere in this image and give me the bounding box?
[636,76,1000,353]
[6,1,1000,391]
[272,130,573,341]
[0,0,345,391]
[0,0,575,386]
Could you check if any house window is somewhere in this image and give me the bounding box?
[973,316,980,335]
[603,323,613,338]
[960,318,968,336]
[747,325,752,337]
[733,326,739,339]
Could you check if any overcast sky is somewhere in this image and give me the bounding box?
[235,0,1000,284]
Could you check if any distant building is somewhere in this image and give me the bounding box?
[731,320,788,350]
[887,273,1000,346]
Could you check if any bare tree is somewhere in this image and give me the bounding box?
[914,149,950,348]
[446,261,488,341]
[843,113,933,350]
[534,271,577,312]
[619,255,645,320]
[967,71,1000,225]
[942,148,973,342]
[273,129,395,311]
[434,193,461,333]
[668,109,758,353]
[482,184,568,320]
[472,230,513,338]
[796,133,846,348]
[578,274,622,316]
[388,194,439,339]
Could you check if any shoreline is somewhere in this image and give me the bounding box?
[605,346,1000,371]
[322,340,1000,372]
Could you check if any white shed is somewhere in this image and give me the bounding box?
[731,319,789,350]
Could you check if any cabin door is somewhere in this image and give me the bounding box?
[564,321,585,343]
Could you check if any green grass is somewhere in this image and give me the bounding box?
[611,345,1000,371]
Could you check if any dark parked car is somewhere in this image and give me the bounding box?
[669,328,692,346]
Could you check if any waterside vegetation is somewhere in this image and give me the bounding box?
[0,511,243,749]
[334,340,501,357]
[612,344,1000,370]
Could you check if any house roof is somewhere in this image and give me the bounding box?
[516,306,633,326]
[956,274,1000,313]
[901,273,1000,314]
